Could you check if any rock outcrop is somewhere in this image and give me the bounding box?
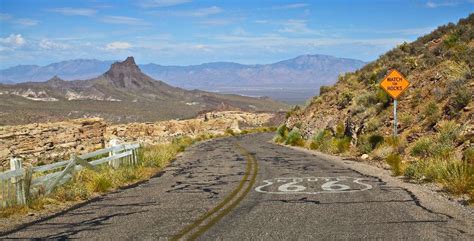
[0,118,106,169]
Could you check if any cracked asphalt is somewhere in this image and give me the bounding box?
[1,133,473,240]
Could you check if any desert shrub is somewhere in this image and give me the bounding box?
[310,129,332,151]
[284,128,304,146]
[225,128,235,136]
[422,100,441,126]
[436,120,461,145]
[140,143,179,167]
[53,181,90,201]
[404,158,443,181]
[410,137,434,158]
[337,91,354,109]
[443,33,459,48]
[357,135,373,154]
[386,153,404,176]
[368,134,384,149]
[319,85,333,95]
[334,137,351,153]
[376,89,391,108]
[335,122,345,138]
[372,144,395,161]
[439,160,474,195]
[365,118,382,132]
[446,88,471,117]
[463,147,474,164]
[399,113,414,127]
[274,124,289,143]
[355,92,378,107]
[173,136,195,152]
[286,106,301,119]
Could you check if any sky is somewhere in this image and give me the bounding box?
[0,0,473,68]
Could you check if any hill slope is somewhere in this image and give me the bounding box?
[284,14,473,197]
[0,57,286,125]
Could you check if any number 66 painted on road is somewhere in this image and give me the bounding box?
[256,177,372,194]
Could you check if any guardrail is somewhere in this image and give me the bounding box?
[0,142,140,208]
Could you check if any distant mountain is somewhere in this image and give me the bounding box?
[0,55,365,89]
[0,57,286,125]
[0,59,115,83]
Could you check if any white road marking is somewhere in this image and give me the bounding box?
[255,176,373,194]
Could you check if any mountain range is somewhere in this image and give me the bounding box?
[0,57,286,125]
[0,55,365,97]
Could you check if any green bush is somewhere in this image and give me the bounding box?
[225,128,235,136]
[357,135,373,154]
[284,128,305,146]
[334,137,351,153]
[375,89,391,107]
[337,91,354,109]
[446,86,471,117]
[365,118,382,132]
[310,130,332,150]
[436,120,461,145]
[439,160,474,195]
[410,137,434,158]
[319,85,333,95]
[274,124,289,143]
[422,100,441,126]
[463,147,474,164]
[368,134,384,150]
[386,153,404,176]
[335,122,345,138]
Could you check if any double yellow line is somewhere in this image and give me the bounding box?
[171,143,258,241]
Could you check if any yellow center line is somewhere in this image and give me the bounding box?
[171,142,258,241]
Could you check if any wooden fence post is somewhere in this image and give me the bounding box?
[10,158,26,205]
[109,139,120,169]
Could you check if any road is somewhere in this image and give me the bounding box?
[2,133,473,240]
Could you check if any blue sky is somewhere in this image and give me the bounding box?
[0,0,473,68]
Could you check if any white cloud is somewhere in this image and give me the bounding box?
[14,18,39,26]
[278,19,320,35]
[426,0,459,8]
[154,6,222,17]
[39,39,70,50]
[0,14,39,27]
[0,13,12,20]
[137,0,191,8]
[0,34,26,46]
[48,8,97,16]
[105,41,132,50]
[101,16,149,25]
[272,3,309,10]
[190,6,222,17]
[198,19,233,26]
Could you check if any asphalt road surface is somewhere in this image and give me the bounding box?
[2,133,473,240]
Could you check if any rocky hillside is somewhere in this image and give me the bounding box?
[0,57,286,125]
[284,14,473,197]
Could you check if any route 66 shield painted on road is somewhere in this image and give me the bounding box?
[255,176,373,194]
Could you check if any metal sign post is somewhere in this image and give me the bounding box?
[393,99,397,136]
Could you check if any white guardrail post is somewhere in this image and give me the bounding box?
[10,158,26,205]
[109,139,120,169]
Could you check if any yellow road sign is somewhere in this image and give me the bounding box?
[380,69,410,99]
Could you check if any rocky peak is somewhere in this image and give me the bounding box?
[102,56,152,88]
[46,75,66,87]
